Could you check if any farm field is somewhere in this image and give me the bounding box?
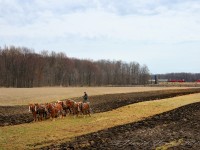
[0,87,200,149]
[0,86,194,106]
[50,99,200,150]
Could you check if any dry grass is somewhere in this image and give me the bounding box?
[0,86,192,106]
[1,93,200,149]
[156,139,183,150]
[159,82,200,87]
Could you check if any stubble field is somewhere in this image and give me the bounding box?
[0,86,191,106]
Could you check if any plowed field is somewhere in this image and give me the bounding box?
[43,102,200,150]
[0,88,200,149]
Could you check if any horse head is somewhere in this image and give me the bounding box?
[34,103,39,112]
[57,100,63,106]
[45,103,51,112]
[29,104,35,112]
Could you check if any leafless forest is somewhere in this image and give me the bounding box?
[158,73,200,82]
[1,46,200,88]
[0,46,150,87]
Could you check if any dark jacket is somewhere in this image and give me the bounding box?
[83,93,88,103]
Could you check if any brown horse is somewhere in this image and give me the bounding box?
[45,103,63,119]
[65,99,75,114]
[28,104,37,122]
[73,101,82,116]
[79,102,91,117]
[34,103,48,121]
[65,99,82,116]
[57,100,71,116]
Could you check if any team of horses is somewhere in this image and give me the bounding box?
[28,99,91,121]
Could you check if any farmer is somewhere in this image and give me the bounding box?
[82,92,93,114]
[83,92,89,103]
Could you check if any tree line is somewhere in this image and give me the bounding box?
[0,46,150,87]
[157,73,200,82]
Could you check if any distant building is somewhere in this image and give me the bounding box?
[158,79,168,82]
[148,78,168,84]
[168,79,185,82]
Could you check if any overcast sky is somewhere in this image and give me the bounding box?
[0,0,200,74]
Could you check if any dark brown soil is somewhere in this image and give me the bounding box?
[0,105,33,126]
[88,88,200,113]
[1,88,200,126]
[41,102,200,150]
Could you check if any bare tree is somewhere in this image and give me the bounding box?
[0,46,151,87]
